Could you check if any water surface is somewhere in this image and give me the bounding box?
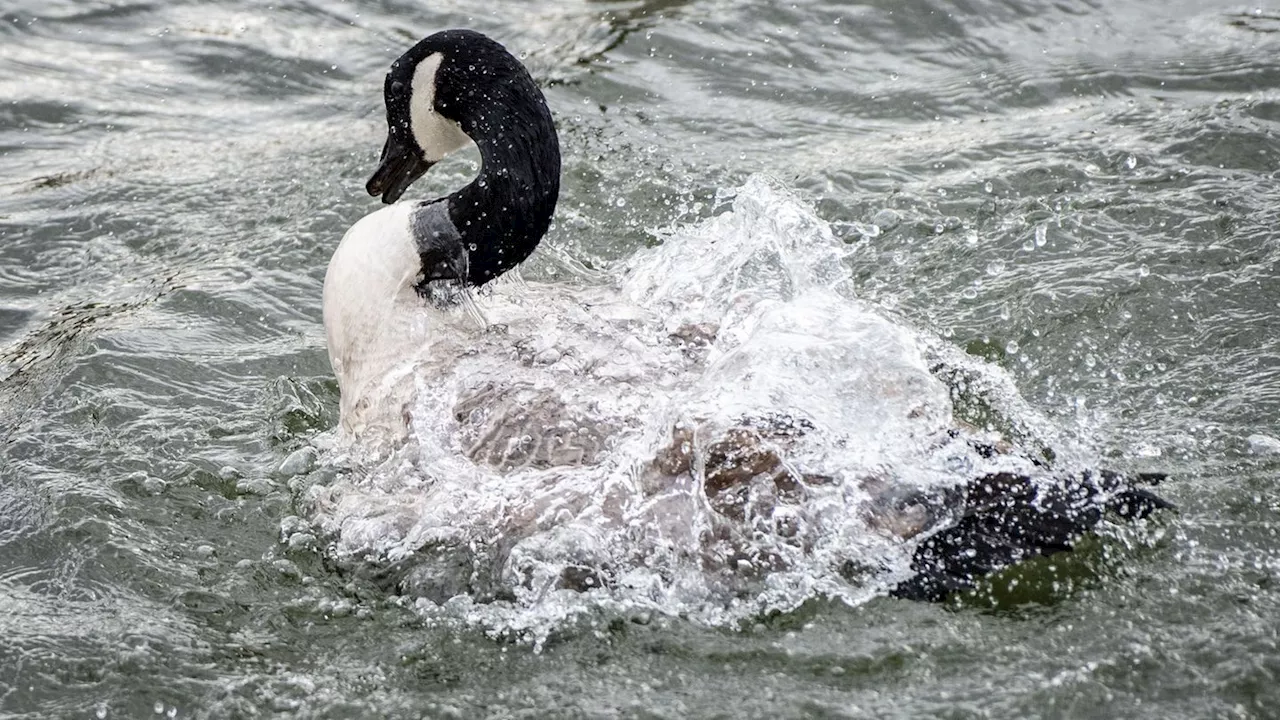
[2,0,1279,717]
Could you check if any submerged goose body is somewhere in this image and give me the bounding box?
[318,30,1170,609]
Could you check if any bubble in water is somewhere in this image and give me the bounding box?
[1248,434,1280,455]
[983,180,994,193]
[1006,340,1020,355]
[154,702,165,714]
[1138,264,1151,277]
[870,208,900,229]
[1125,154,1138,170]
[615,197,627,208]
[1034,225,1047,247]
[985,260,1005,276]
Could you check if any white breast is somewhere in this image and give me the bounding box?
[323,202,430,442]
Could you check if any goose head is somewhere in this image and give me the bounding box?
[366,29,561,287]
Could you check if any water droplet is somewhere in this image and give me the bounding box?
[846,222,880,239]
[1135,443,1163,458]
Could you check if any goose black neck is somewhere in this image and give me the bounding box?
[444,78,560,287]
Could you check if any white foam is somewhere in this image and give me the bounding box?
[306,175,1054,641]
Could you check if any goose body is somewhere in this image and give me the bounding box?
[318,29,1170,609]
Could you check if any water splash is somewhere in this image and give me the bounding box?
[304,176,1056,642]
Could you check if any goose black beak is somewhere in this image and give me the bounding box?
[366,133,434,204]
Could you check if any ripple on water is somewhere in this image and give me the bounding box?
[1,0,1278,715]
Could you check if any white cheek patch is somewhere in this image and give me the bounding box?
[410,53,473,162]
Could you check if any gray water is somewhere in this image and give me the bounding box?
[2,0,1279,717]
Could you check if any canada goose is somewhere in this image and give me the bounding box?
[317,29,1171,606]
